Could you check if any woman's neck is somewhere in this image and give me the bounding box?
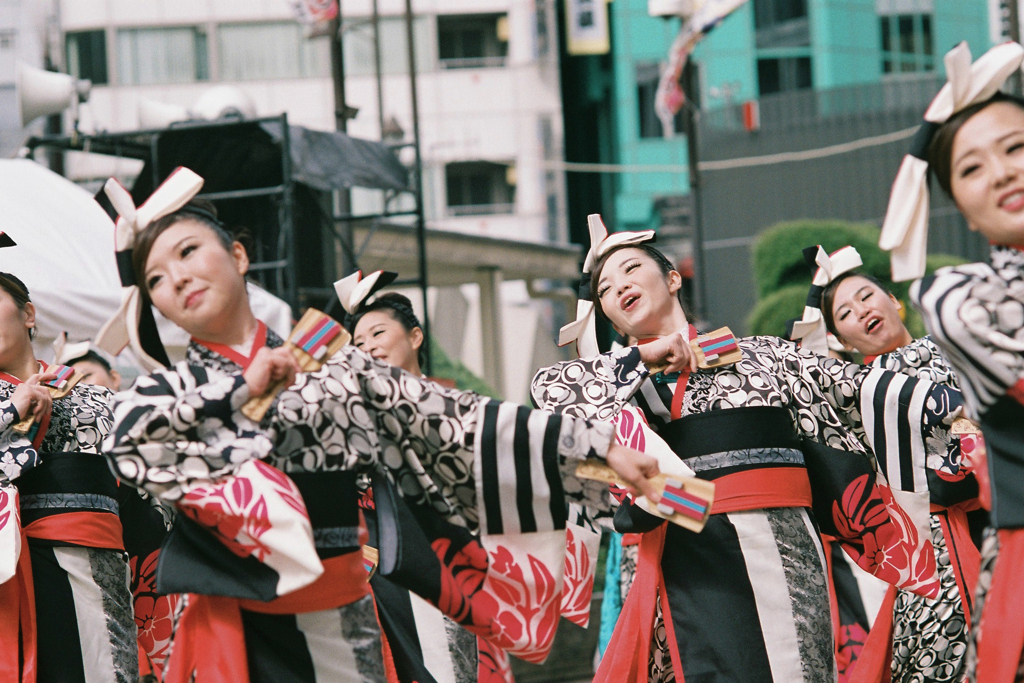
[195,305,260,348]
[644,305,689,338]
[0,341,39,381]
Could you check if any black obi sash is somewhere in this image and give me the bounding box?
[15,452,120,526]
[656,406,804,480]
[156,469,361,601]
[616,407,807,534]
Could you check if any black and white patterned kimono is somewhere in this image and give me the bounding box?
[0,375,137,683]
[867,336,980,683]
[532,334,961,683]
[104,328,616,683]
[914,245,1024,682]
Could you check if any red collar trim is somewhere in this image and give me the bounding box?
[192,321,267,370]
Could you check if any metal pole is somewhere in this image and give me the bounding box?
[404,0,432,375]
[329,14,348,132]
[330,9,355,280]
[682,60,707,321]
[1009,0,1023,95]
[372,0,386,134]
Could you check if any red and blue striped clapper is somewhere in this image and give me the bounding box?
[44,364,75,391]
[363,558,376,575]
[294,317,343,360]
[698,333,738,362]
[656,478,709,521]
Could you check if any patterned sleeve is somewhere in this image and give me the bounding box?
[766,336,962,494]
[340,347,616,535]
[871,336,959,389]
[103,361,274,500]
[530,346,648,420]
[64,384,116,454]
[0,399,35,483]
[912,263,1024,418]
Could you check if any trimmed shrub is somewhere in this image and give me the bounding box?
[747,284,808,338]
[429,337,499,397]
[751,220,888,299]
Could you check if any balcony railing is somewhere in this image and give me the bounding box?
[446,202,515,216]
[439,56,508,70]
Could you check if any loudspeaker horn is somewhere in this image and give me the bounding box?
[16,62,91,127]
[138,98,190,129]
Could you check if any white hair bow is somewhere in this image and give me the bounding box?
[880,41,1024,281]
[557,214,655,358]
[790,245,863,356]
[333,270,398,319]
[95,167,205,370]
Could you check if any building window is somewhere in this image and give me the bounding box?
[219,23,329,81]
[437,14,508,69]
[880,14,933,74]
[754,0,809,48]
[757,56,812,95]
[753,0,807,28]
[117,27,209,86]
[66,30,108,85]
[445,161,515,215]
[0,31,15,51]
[637,62,685,139]
[342,16,436,76]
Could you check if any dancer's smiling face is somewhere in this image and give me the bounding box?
[949,101,1024,245]
[594,247,684,339]
[142,219,250,339]
[352,310,423,376]
[828,275,909,355]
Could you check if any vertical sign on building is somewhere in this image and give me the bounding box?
[566,0,610,55]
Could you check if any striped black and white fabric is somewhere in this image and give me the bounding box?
[0,378,139,683]
[532,335,962,683]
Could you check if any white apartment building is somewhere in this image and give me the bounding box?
[55,0,574,401]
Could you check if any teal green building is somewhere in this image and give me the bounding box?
[560,0,995,240]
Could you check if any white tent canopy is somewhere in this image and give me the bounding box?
[0,159,293,365]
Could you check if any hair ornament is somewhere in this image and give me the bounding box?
[879,41,1024,281]
[790,245,863,356]
[95,167,205,370]
[557,214,655,358]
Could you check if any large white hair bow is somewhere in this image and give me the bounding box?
[557,214,655,358]
[95,167,205,370]
[880,41,1024,281]
[789,245,863,356]
[333,269,399,320]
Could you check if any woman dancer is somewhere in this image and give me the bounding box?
[98,171,659,683]
[879,40,1024,683]
[533,217,962,683]
[794,246,981,683]
[0,273,137,683]
[340,273,512,683]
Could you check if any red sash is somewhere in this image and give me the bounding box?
[848,502,981,683]
[974,529,1024,683]
[163,552,371,683]
[0,510,123,683]
[594,467,814,683]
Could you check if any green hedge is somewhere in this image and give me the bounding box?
[747,284,809,338]
[429,337,499,398]
[748,220,969,340]
[751,220,888,299]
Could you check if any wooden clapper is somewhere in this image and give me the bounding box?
[13,364,84,435]
[240,309,351,422]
